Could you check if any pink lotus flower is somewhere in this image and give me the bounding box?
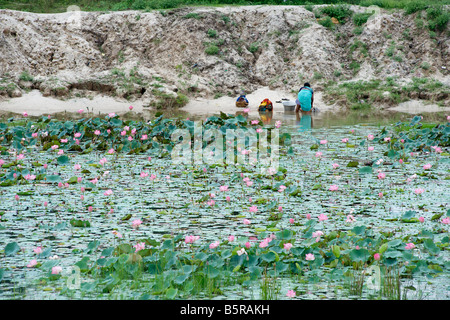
[399,159,403,164]
[315,151,322,158]
[74,132,81,138]
[423,163,432,170]
[133,242,145,253]
[405,243,415,250]
[141,134,148,140]
[140,172,149,178]
[374,253,380,261]
[431,146,442,153]
[74,164,81,170]
[384,137,391,142]
[275,120,281,128]
[51,145,59,150]
[88,206,93,212]
[306,213,311,220]
[320,139,327,145]
[226,196,231,202]
[305,253,315,261]
[278,185,286,192]
[150,174,156,181]
[108,113,116,118]
[132,219,142,229]
[368,146,374,151]
[441,217,450,225]
[27,259,37,268]
[289,218,294,224]
[346,215,356,223]
[419,216,425,223]
[17,154,25,160]
[129,105,133,110]
[23,111,28,117]
[245,242,251,248]
[103,189,113,196]
[15,194,19,201]
[209,241,220,249]
[94,130,101,135]
[329,185,338,191]
[33,247,43,254]
[312,231,324,239]
[51,266,62,275]
[377,172,386,179]
[414,188,424,195]
[228,235,235,242]
[185,235,200,244]
[332,163,339,169]
[284,243,293,251]
[99,158,107,166]
[286,290,296,298]
[249,205,257,213]
[259,239,269,248]
[77,109,84,114]
[112,230,122,238]
[367,134,374,140]
[278,206,283,212]
[90,177,98,184]
[318,213,328,222]
[243,108,250,113]
[32,132,38,138]
[43,201,48,207]
[219,185,228,192]
[207,199,215,206]
[341,138,349,143]
[378,192,383,198]
[243,219,251,225]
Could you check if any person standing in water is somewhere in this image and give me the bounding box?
[295,82,314,113]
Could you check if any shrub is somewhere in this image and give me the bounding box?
[405,0,428,14]
[353,26,364,35]
[19,71,33,82]
[353,12,373,26]
[318,16,334,29]
[248,42,259,53]
[207,29,217,38]
[351,102,372,110]
[420,62,431,70]
[205,45,219,55]
[320,5,353,23]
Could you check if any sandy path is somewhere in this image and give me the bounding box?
[0,86,337,117]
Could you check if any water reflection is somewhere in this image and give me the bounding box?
[258,110,273,125]
[296,112,313,131]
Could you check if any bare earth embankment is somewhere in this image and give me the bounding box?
[0,5,449,116]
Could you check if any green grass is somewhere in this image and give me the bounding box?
[1,0,449,14]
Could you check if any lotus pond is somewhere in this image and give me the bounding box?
[0,110,449,300]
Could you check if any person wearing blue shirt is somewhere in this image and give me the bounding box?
[295,82,314,113]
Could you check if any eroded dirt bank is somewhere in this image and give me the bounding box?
[0,5,449,115]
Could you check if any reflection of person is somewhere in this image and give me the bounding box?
[259,111,273,125]
[296,112,313,131]
[295,82,314,113]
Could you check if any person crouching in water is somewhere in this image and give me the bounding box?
[295,82,314,114]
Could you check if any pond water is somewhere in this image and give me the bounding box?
[0,108,449,300]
